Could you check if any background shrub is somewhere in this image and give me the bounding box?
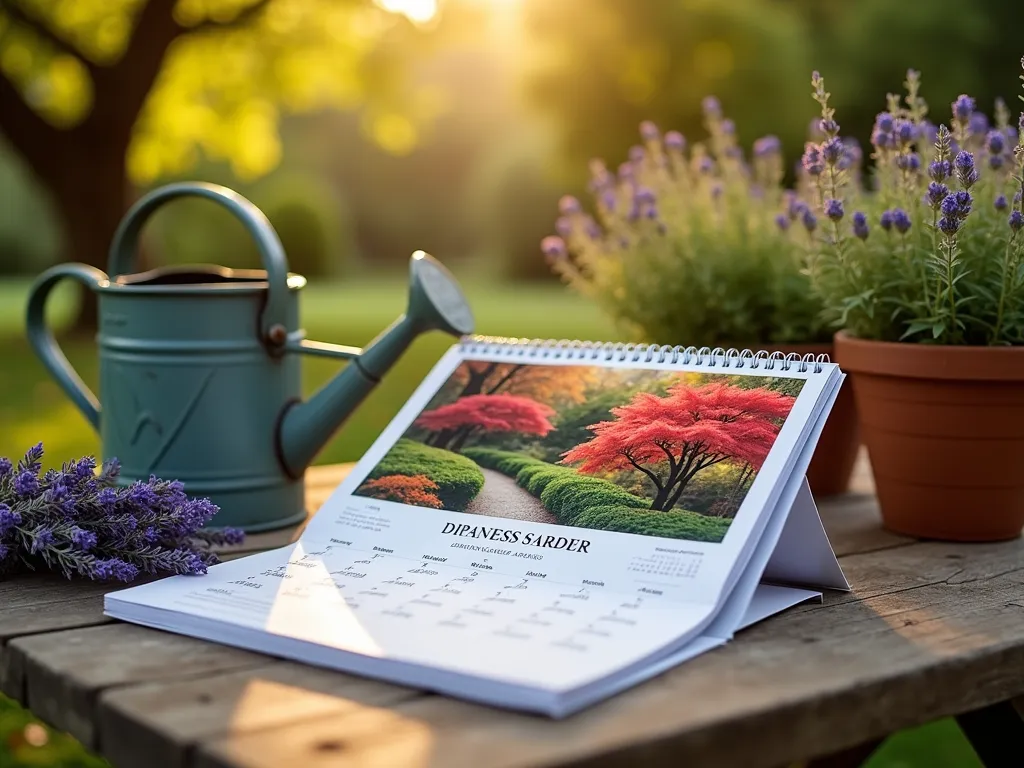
[515,464,576,496]
[572,506,731,543]
[539,475,649,526]
[364,439,483,511]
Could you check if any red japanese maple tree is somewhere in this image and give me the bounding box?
[358,474,444,508]
[561,382,795,511]
[416,394,556,451]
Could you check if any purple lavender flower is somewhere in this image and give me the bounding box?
[839,138,862,170]
[995,195,1009,211]
[929,160,951,182]
[927,182,950,209]
[1011,210,1024,234]
[987,130,1006,155]
[876,112,895,133]
[801,144,824,176]
[892,209,912,234]
[938,216,960,236]
[628,145,646,163]
[0,504,21,534]
[819,118,840,136]
[541,236,567,261]
[880,210,894,232]
[719,119,736,136]
[753,135,781,157]
[558,196,581,215]
[824,199,844,222]
[952,95,976,120]
[664,131,685,152]
[852,211,869,240]
[709,183,723,201]
[896,153,921,172]
[639,120,659,141]
[871,128,892,149]
[74,457,96,481]
[29,527,54,554]
[954,190,973,217]
[70,526,97,552]
[634,186,656,206]
[895,120,917,145]
[555,217,572,237]
[14,471,38,497]
[0,458,11,477]
[940,195,961,218]
[821,137,843,165]
[97,487,117,509]
[88,558,140,582]
[801,208,818,233]
[617,162,634,181]
[775,213,790,231]
[954,151,978,188]
[702,96,722,118]
[968,112,989,136]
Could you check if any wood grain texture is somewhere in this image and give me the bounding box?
[7,623,272,749]
[8,455,1024,768]
[193,537,1024,768]
[98,661,422,768]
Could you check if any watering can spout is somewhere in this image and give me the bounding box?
[278,251,475,478]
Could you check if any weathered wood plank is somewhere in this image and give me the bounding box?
[8,623,272,749]
[191,539,1024,768]
[98,662,423,768]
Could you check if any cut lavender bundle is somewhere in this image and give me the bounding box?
[0,443,244,582]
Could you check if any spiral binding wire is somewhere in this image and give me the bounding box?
[458,335,830,373]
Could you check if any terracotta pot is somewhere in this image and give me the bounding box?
[834,331,1024,542]
[759,342,860,498]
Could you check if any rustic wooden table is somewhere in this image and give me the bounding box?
[2,453,1023,768]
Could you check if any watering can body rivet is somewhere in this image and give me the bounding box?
[23,182,475,532]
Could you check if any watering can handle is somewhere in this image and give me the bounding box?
[107,181,292,350]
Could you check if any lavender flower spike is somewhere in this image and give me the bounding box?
[952,95,976,120]
[557,195,582,215]
[1011,210,1024,234]
[664,131,685,152]
[639,120,659,141]
[995,195,1008,211]
[852,211,869,240]
[892,209,912,234]
[825,199,844,222]
[880,210,894,232]
[541,236,567,261]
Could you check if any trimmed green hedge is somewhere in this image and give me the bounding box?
[366,439,484,511]
[572,505,731,543]
[461,447,731,543]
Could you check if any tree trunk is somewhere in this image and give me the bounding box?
[49,142,133,334]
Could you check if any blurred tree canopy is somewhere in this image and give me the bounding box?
[521,0,1024,192]
[0,0,423,322]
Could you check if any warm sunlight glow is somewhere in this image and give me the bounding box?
[376,0,438,24]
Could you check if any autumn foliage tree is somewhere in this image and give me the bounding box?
[416,393,555,452]
[561,381,795,511]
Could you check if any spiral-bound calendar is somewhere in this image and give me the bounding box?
[105,335,849,718]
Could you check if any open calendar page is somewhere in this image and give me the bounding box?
[105,338,848,717]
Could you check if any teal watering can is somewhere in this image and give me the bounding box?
[25,181,475,531]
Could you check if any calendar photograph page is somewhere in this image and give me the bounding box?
[352,359,805,545]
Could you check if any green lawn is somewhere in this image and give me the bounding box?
[0,275,983,767]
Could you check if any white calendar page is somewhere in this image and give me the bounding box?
[107,340,841,703]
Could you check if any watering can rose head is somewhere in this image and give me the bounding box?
[24,182,475,532]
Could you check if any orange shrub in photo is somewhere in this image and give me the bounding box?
[357,474,444,509]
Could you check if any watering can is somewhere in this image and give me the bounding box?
[25,181,475,531]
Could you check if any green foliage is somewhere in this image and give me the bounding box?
[516,464,575,496]
[149,170,356,277]
[802,63,1024,345]
[572,505,731,542]
[546,102,830,346]
[0,147,62,275]
[363,439,483,511]
[538,474,650,525]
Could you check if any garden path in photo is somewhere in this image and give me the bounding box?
[465,468,557,524]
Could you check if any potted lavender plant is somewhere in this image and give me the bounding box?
[542,99,860,497]
[797,61,1024,541]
